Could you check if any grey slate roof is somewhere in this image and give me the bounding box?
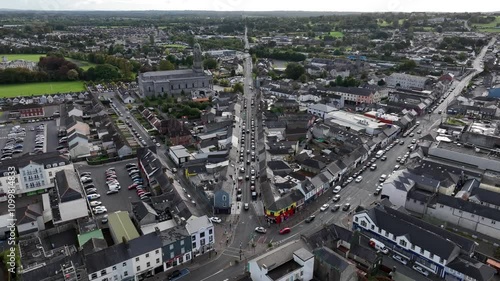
[267,160,291,171]
[446,256,496,281]
[363,204,465,260]
[313,247,351,272]
[55,170,83,203]
[85,232,162,273]
[435,194,500,222]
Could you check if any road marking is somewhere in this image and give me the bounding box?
[199,269,224,281]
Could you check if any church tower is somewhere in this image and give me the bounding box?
[193,43,203,73]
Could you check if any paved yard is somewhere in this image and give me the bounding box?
[74,160,146,216]
[0,119,59,157]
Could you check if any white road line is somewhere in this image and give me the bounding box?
[199,269,224,281]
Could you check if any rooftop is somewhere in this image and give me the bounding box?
[108,211,140,243]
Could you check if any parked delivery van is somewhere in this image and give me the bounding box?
[369,238,389,254]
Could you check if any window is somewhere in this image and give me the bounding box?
[430,253,434,259]
[136,257,139,262]
[200,232,205,238]
[137,266,140,272]
[492,221,496,225]
[124,271,128,277]
[399,240,407,247]
[170,244,174,250]
[146,253,149,258]
[156,250,159,254]
[170,252,174,259]
[186,253,191,260]
[360,220,367,227]
[156,258,160,264]
[371,225,375,230]
[91,273,97,279]
[209,229,213,235]
[411,244,415,250]
[192,235,196,241]
[420,248,425,255]
[440,258,444,264]
[192,242,196,248]
[112,266,116,270]
[181,247,185,254]
[101,269,106,275]
[146,262,150,267]
[354,217,358,222]
[122,262,126,267]
[378,228,381,233]
[179,256,184,263]
[180,240,184,246]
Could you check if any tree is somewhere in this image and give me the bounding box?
[299,74,308,83]
[284,63,305,80]
[67,69,79,80]
[233,82,244,93]
[203,58,217,69]
[159,60,175,71]
[377,79,386,86]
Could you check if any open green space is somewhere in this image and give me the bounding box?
[0,81,85,97]
[1,54,98,70]
[0,54,44,62]
[163,44,187,49]
[377,19,404,27]
[328,31,344,38]
[473,16,500,32]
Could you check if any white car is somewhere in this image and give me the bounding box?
[394,165,400,170]
[209,217,222,223]
[86,188,97,193]
[87,194,101,200]
[255,227,267,234]
[355,176,363,183]
[90,201,102,207]
[156,143,161,147]
[333,186,341,194]
[346,177,354,183]
[412,265,429,277]
[320,204,330,211]
[93,208,107,214]
[333,194,341,202]
[393,255,408,265]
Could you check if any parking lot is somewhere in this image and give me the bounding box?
[74,160,147,216]
[0,120,59,159]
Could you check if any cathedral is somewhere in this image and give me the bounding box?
[138,43,213,97]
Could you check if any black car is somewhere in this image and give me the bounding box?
[331,205,340,212]
[342,203,351,211]
[168,270,181,280]
[305,215,315,223]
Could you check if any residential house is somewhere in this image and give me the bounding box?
[66,103,84,117]
[85,232,163,281]
[137,148,171,194]
[160,119,192,146]
[68,131,91,159]
[264,189,304,224]
[17,105,45,119]
[267,160,292,177]
[16,203,44,235]
[328,87,381,105]
[248,240,314,281]
[185,215,215,255]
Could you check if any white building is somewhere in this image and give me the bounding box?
[168,145,191,167]
[248,240,314,281]
[185,215,214,255]
[307,103,338,118]
[49,169,88,224]
[86,232,163,281]
[0,152,73,197]
[325,111,387,135]
[386,73,429,90]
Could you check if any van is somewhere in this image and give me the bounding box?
[369,238,389,254]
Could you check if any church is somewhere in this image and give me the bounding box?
[138,43,213,97]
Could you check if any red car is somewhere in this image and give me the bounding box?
[279,227,291,235]
[128,183,138,190]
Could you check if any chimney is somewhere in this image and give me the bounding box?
[155,227,160,235]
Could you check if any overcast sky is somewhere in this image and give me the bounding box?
[2,0,500,13]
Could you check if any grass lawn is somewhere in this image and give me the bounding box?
[377,19,404,27]
[0,54,45,62]
[473,16,500,32]
[65,58,97,70]
[328,31,344,38]
[0,81,85,97]
[164,44,187,49]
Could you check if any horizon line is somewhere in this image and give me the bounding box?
[0,9,498,13]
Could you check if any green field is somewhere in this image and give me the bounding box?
[163,44,187,49]
[377,19,404,27]
[473,16,500,32]
[0,81,85,97]
[0,54,45,62]
[328,31,344,38]
[0,54,97,70]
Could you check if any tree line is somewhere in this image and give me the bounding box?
[249,47,306,62]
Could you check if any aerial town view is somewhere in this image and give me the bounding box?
[1,1,500,281]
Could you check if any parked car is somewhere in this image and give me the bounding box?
[87,194,101,200]
[355,176,363,183]
[333,194,341,202]
[106,190,119,195]
[90,201,102,207]
[412,265,429,277]
[167,270,182,280]
[392,255,408,265]
[342,203,351,211]
[209,217,222,223]
[333,186,341,194]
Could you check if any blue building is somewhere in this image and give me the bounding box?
[213,189,231,214]
[487,88,500,99]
